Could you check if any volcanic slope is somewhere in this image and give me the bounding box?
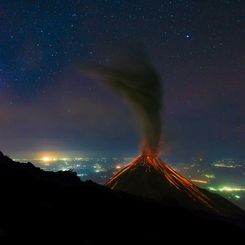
[106,154,244,219]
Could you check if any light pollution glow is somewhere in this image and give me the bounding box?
[42,156,57,162]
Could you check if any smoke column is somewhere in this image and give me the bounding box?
[86,49,164,154]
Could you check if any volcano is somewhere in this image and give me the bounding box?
[91,49,244,219]
[105,153,245,218]
[106,154,214,211]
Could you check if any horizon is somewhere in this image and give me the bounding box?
[1,149,244,210]
[4,149,245,164]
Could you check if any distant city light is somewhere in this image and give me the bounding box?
[204,174,215,179]
[208,186,245,192]
[24,155,245,210]
[219,186,245,192]
[37,152,59,163]
[191,179,208,184]
[61,167,70,171]
[212,160,241,169]
[42,156,57,162]
[213,163,235,168]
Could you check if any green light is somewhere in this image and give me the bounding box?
[234,195,240,199]
[204,174,215,179]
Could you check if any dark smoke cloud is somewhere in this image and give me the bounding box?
[85,48,164,154]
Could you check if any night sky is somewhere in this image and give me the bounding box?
[0,0,245,160]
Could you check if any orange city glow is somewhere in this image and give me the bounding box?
[41,156,57,163]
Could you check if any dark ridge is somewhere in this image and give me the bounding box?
[0,151,244,243]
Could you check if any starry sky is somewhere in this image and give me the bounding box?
[0,0,245,160]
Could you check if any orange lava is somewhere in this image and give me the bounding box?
[106,153,214,209]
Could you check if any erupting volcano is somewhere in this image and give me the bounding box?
[87,48,236,213]
[106,153,214,210]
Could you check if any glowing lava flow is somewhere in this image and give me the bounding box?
[106,154,214,209]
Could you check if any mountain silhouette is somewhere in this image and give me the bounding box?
[0,151,244,243]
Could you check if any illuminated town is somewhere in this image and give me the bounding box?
[14,155,245,210]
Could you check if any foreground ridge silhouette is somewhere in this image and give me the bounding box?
[0,151,244,243]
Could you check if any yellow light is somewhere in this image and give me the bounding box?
[41,156,57,163]
[218,186,245,192]
[115,165,122,169]
[42,156,51,162]
[191,179,208,184]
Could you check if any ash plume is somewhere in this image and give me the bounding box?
[86,48,164,154]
